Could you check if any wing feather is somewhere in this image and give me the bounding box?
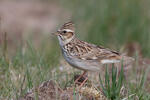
[66,39,122,64]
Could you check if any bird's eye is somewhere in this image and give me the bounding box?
[63,30,67,33]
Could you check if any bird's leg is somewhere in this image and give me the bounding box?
[78,77,88,88]
[74,71,87,84]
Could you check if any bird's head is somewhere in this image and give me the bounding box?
[54,21,75,46]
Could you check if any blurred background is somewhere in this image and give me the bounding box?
[0,0,150,57]
[0,0,150,99]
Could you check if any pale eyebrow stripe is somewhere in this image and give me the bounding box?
[63,29,74,33]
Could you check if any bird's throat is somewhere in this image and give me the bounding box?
[58,35,75,46]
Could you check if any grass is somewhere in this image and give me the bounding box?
[99,63,150,100]
[99,64,124,100]
[0,34,60,99]
[0,0,150,99]
[0,33,150,99]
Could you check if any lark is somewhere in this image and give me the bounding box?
[54,21,134,86]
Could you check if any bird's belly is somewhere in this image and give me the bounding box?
[63,52,100,71]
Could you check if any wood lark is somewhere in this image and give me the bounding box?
[54,21,134,86]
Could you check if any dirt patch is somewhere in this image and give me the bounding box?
[19,80,107,100]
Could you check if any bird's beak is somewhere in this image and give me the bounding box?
[52,31,59,36]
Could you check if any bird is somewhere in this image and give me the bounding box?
[54,21,134,87]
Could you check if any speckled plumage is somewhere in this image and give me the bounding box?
[55,22,134,71]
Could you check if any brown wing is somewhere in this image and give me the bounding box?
[65,39,122,64]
